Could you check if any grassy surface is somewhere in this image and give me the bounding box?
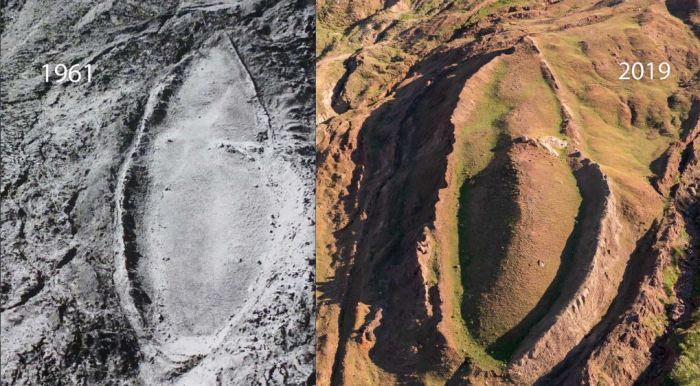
[535,14,684,227]
[668,275,700,386]
[663,248,683,299]
[316,23,359,58]
[449,50,582,362]
[667,240,699,385]
[471,0,530,21]
[440,60,510,371]
[317,1,700,383]
[668,316,700,386]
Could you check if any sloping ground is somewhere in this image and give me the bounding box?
[139,38,270,348]
[1,1,314,384]
[317,0,700,384]
[454,48,582,362]
[509,154,623,384]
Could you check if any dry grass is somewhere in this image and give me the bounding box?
[535,10,700,227]
[451,51,581,361]
[436,58,510,371]
[316,0,700,383]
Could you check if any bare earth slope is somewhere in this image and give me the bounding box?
[317,0,700,384]
[1,1,314,384]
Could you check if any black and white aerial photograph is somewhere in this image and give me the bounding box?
[1,1,315,384]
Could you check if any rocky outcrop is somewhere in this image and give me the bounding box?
[652,99,700,196]
[1,1,314,384]
[508,154,623,383]
[317,0,700,384]
[555,100,700,386]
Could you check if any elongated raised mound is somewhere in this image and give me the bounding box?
[317,0,700,384]
[115,36,276,369]
[1,1,314,384]
[141,44,270,342]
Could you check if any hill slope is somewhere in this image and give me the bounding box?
[317,0,700,384]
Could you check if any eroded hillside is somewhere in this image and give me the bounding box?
[316,0,700,384]
[1,1,314,384]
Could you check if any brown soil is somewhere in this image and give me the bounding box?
[317,0,700,384]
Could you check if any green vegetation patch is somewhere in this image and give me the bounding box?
[439,61,510,370]
[470,0,529,22]
[669,321,700,385]
[667,240,700,385]
[663,248,684,299]
[453,50,582,363]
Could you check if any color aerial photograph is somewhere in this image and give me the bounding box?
[316,0,700,385]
